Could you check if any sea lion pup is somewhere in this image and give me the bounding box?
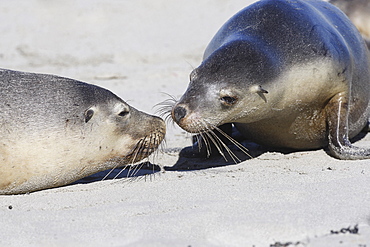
[171,0,370,160]
[0,69,165,195]
[329,0,370,49]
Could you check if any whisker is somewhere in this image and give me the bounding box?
[207,129,241,163]
[132,134,161,179]
[127,138,148,178]
[101,141,141,181]
[185,60,196,70]
[189,120,210,156]
[203,130,228,160]
[188,119,252,162]
[113,138,145,180]
[131,137,154,177]
[151,145,160,179]
[165,114,175,125]
[130,163,144,180]
[198,120,222,158]
[154,93,178,125]
[160,137,167,153]
[102,165,119,181]
[107,130,164,184]
[156,105,173,116]
[197,131,211,156]
[153,135,162,161]
[154,95,177,111]
[213,125,252,159]
[194,134,202,151]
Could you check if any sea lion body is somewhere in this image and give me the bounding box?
[172,0,370,159]
[0,69,165,194]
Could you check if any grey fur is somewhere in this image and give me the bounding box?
[0,69,165,194]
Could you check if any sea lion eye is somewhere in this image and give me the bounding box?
[220,96,237,106]
[84,109,94,123]
[118,110,129,117]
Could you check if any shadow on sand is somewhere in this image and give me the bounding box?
[72,162,161,185]
[164,139,266,171]
[164,130,370,171]
[73,130,369,184]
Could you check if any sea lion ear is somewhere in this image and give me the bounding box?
[84,108,94,123]
[250,85,268,94]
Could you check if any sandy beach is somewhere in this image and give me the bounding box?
[0,0,370,246]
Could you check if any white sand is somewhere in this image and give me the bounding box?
[0,1,370,246]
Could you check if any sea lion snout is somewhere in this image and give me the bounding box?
[171,104,209,133]
[172,105,187,124]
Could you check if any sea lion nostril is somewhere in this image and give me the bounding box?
[173,106,187,123]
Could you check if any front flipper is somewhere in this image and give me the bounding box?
[326,93,370,159]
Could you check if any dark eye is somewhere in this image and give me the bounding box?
[85,109,94,123]
[118,110,129,117]
[220,96,237,106]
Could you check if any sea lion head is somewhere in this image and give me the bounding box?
[82,96,166,166]
[171,39,276,133]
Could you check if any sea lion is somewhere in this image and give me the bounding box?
[0,68,165,195]
[171,0,370,160]
[329,0,370,49]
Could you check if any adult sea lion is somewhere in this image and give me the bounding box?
[171,0,370,160]
[329,0,370,49]
[0,69,165,195]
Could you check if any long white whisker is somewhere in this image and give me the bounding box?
[128,138,148,177]
[207,129,242,163]
[199,120,217,157]
[154,93,178,125]
[132,139,153,178]
[113,138,145,179]
[102,165,119,181]
[213,125,252,159]
[131,134,161,179]
[203,130,228,160]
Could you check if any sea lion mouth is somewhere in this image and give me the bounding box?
[174,110,221,134]
[123,131,165,164]
[181,120,216,134]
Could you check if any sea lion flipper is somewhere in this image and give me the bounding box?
[326,93,370,159]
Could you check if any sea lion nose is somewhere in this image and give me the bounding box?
[173,106,187,123]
